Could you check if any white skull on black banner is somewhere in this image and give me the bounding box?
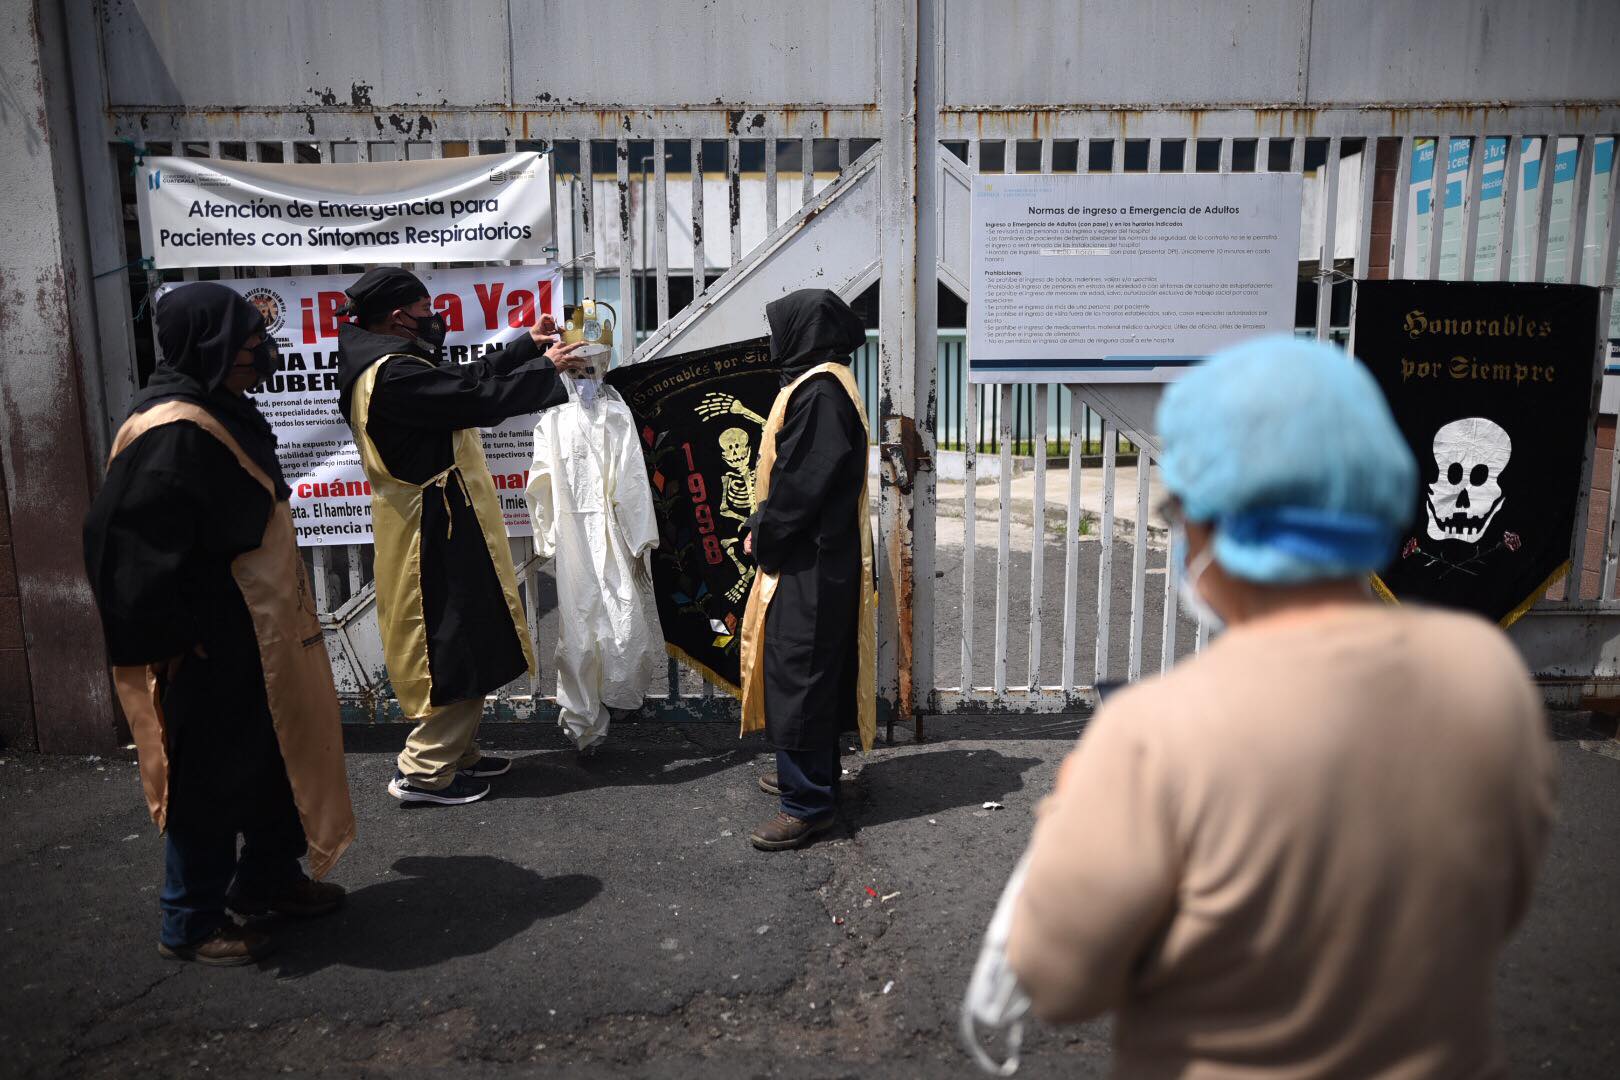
[1426,417,1511,544]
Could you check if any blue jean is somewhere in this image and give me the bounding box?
[777,747,841,823]
[159,799,307,948]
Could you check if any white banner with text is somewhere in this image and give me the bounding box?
[137,152,551,268]
[160,265,561,545]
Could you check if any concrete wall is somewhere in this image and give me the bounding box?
[0,442,34,749]
[0,0,115,751]
[101,1,1620,114]
[942,0,1620,108]
[101,0,881,110]
[1580,417,1616,601]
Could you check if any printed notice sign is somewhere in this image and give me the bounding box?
[969,172,1303,382]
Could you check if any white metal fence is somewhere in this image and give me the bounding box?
[931,122,1619,720]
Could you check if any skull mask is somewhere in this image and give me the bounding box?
[1426,417,1511,544]
[719,427,752,469]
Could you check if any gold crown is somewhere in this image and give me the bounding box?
[563,299,616,354]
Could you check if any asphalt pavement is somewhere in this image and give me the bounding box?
[2,713,1618,1079]
[3,527,1618,1078]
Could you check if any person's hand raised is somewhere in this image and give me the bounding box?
[548,339,590,374]
[529,313,562,348]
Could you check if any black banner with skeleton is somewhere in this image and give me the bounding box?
[604,338,780,693]
[1354,280,1602,625]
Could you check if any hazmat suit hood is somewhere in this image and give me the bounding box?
[766,289,866,387]
[134,281,289,499]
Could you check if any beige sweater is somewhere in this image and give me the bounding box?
[1007,604,1554,1079]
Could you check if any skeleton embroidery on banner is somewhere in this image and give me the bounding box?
[696,392,766,601]
[1403,416,1522,578]
[605,336,782,689]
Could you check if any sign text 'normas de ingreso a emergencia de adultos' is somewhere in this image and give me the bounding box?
[969,172,1303,382]
[137,152,552,268]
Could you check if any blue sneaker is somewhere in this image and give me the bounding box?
[460,755,512,778]
[388,770,490,805]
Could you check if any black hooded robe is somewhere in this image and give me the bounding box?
[335,323,569,705]
[83,283,295,831]
[746,290,870,752]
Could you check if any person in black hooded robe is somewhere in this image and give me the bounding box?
[741,289,871,850]
[84,282,346,966]
[334,268,588,805]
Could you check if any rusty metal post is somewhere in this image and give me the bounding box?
[876,0,937,742]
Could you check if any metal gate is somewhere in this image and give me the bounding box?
[66,1,1620,732]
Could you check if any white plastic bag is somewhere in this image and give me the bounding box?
[960,851,1034,1076]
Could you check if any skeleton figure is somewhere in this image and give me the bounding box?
[725,562,757,602]
[697,392,766,426]
[1426,417,1511,544]
[717,427,757,525]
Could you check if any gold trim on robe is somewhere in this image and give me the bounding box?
[349,355,537,720]
[107,402,356,879]
[739,363,878,752]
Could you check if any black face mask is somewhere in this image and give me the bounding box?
[406,311,448,350]
[250,338,279,380]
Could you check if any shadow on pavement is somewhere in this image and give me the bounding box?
[907,714,1092,744]
[848,747,1044,832]
[271,855,601,975]
[489,743,759,800]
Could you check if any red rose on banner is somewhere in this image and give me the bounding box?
[1503,532,1522,552]
[1401,538,1419,559]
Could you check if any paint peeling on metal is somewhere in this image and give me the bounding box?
[349,82,373,108]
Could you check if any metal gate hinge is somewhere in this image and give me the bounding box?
[880,415,932,495]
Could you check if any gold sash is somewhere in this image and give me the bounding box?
[738,363,878,752]
[349,356,537,720]
[107,403,356,879]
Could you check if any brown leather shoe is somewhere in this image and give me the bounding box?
[757,771,781,796]
[749,811,834,851]
[229,878,346,919]
[158,924,273,967]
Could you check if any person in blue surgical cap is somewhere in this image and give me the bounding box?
[1004,336,1555,1078]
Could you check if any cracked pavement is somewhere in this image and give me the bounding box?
[4,713,1620,1078]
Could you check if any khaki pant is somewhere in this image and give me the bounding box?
[397,697,484,789]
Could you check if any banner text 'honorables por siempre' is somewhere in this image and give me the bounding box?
[158,222,535,251]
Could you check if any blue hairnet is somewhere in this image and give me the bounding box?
[1156,335,1417,585]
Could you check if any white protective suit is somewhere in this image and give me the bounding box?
[526,376,663,749]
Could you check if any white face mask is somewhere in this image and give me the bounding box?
[1174,528,1226,632]
[960,852,1033,1075]
[569,371,599,409]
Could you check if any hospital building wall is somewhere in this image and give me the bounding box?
[0,451,35,751]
